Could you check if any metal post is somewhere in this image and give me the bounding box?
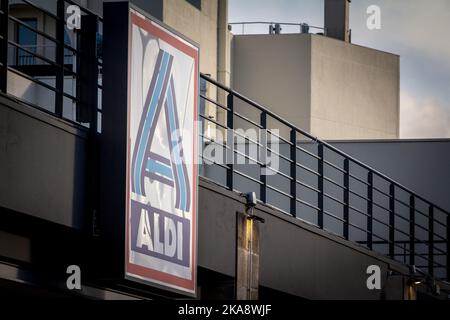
[0,0,9,93]
[226,93,234,190]
[55,0,65,117]
[447,215,450,281]
[409,195,415,266]
[77,15,99,126]
[343,158,350,240]
[367,172,373,250]
[290,129,297,217]
[259,112,267,203]
[318,144,324,229]
[389,184,395,259]
[428,206,434,276]
[78,14,100,235]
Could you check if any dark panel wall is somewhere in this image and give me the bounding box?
[198,178,406,300]
[331,140,450,213]
[0,95,88,229]
[103,0,164,20]
[131,0,163,20]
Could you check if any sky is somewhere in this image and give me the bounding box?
[229,0,450,139]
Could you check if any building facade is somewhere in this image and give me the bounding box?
[0,0,448,300]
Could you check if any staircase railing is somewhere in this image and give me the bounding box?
[199,73,450,281]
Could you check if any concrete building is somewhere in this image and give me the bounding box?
[232,1,400,140]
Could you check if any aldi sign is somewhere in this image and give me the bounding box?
[125,8,198,296]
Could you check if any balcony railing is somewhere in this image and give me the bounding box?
[228,21,326,35]
[8,45,74,65]
[0,0,102,128]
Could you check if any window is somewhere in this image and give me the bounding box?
[16,18,37,65]
[64,30,73,65]
[186,0,201,10]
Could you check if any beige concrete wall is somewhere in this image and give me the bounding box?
[232,34,312,134]
[163,0,218,79]
[231,34,400,140]
[164,0,221,140]
[310,35,399,139]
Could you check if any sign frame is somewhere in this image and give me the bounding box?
[124,4,199,297]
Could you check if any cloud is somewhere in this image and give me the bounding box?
[382,0,450,67]
[400,91,450,138]
[351,0,450,139]
[351,0,450,70]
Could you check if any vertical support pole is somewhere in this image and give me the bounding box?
[226,93,234,190]
[0,0,9,93]
[259,112,267,204]
[55,0,65,117]
[318,144,324,229]
[428,206,434,277]
[77,14,98,126]
[290,129,297,217]
[367,172,373,250]
[409,195,416,267]
[343,158,350,240]
[78,14,100,234]
[389,183,395,259]
[199,78,206,170]
[447,215,450,281]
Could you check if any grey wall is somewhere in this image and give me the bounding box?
[331,140,450,213]
[131,0,163,19]
[0,95,88,229]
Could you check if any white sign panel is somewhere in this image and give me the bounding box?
[126,9,198,296]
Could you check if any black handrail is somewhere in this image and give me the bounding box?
[200,73,450,216]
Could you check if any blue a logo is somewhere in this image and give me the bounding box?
[131,49,191,212]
